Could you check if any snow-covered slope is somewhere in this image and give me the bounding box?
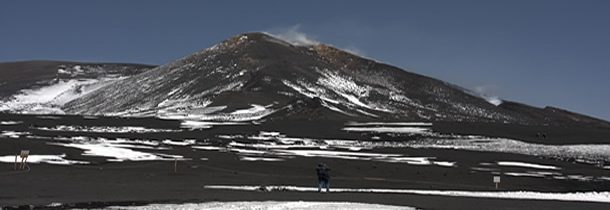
[4,33,606,126]
[0,61,153,114]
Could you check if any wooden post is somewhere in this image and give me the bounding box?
[23,156,28,169]
[19,150,30,170]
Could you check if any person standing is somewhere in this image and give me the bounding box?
[315,163,331,193]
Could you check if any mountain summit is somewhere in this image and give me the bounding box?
[60,32,607,126]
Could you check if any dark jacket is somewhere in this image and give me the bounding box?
[316,164,331,181]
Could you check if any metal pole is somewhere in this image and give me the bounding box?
[14,154,17,170]
[174,158,177,173]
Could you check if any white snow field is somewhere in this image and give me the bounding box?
[156,103,279,122]
[7,135,196,162]
[192,146,225,151]
[402,138,610,162]
[213,132,456,166]
[180,120,245,129]
[0,130,30,138]
[204,185,610,203]
[35,125,180,133]
[107,201,415,210]
[239,156,285,162]
[0,121,23,125]
[0,154,89,165]
[50,142,184,162]
[279,66,422,117]
[0,77,123,114]
[214,131,610,166]
[497,161,561,170]
[273,149,455,167]
[162,139,196,146]
[345,122,432,126]
[342,126,430,134]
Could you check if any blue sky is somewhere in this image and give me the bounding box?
[1,0,609,120]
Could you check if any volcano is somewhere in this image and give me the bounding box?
[2,33,606,126]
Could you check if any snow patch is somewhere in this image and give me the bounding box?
[0,154,89,165]
[497,161,561,170]
[0,121,23,125]
[162,139,196,146]
[0,131,30,138]
[218,132,452,166]
[50,142,183,162]
[36,125,180,133]
[404,138,610,163]
[14,80,94,104]
[160,104,276,122]
[192,146,224,151]
[239,156,285,162]
[180,120,246,129]
[504,172,546,178]
[204,185,610,203]
[0,77,124,114]
[231,104,267,115]
[342,126,430,134]
[274,149,451,166]
[346,122,432,126]
[109,201,413,210]
[434,161,457,167]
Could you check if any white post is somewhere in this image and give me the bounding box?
[174,158,178,173]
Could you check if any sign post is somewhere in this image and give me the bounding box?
[493,176,501,189]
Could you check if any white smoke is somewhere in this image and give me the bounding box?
[343,45,367,57]
[266,25,319,46]
[265,25,368,58]
[473,85,503,106]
